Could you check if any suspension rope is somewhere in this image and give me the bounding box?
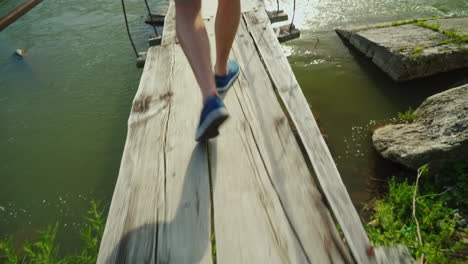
[121,0,138,58]
[143,0,159,37]
[289,0,296,32]
[276,0,280,14]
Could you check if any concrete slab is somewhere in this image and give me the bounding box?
[426,17,468,35]
[336,17,468,82]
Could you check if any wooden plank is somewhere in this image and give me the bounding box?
[164,0,259,29]
[161,0,176,45]
[145,13,165,25]
[97,45,173,264]
[98,44,213,263]
[202,0,217,19]
[203,15,311,263]
[202,0,258,18]
[267,10,288,23]
[155,45,213,264]
[210,83,311,264]
[205,19,306,264]
[243,8,372,264]
[221,19,352,263]
[241,0,259,13]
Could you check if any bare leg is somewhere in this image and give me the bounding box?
[175,0,217,103]
[214,0,241,76]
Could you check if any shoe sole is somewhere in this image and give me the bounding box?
[217,69,240,93]
[195,108,229,142]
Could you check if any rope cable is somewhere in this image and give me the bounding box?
[121,0,138,58]
[144,0,159,36]
[276,0,280,14]
[289,0,296,32]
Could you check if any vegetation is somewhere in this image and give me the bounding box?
[0,201,105,264]
[375,17,439,28]
[397,107,418,122]
[423,161,468,212]
[410,46,427,59]
[366,165,468,263]
[415,21,468,45]
[398,46,408,52]
[378,18,468,56]
[211,233,217,261]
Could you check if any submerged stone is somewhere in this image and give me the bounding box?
[15,49,25,57]
[335,17,468,82]
[372,83,468,170]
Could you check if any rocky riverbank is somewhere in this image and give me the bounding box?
[372,83,468,170]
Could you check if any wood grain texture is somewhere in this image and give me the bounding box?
[243,8,372,264]
[208,25,312,264]
[97,45,173,264]
[98,45,212,264]
[210,84,311,264]
[161,0,175,45]
[156,44,212,264]
[216,19,351,263]
[99,0,372,263]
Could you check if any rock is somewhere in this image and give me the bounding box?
[15,49,25,57]
[372,84,468,170]
[335,17,468,82]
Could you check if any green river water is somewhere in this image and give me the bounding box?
[1,0,467,251]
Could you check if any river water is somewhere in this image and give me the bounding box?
[1,0,467,251]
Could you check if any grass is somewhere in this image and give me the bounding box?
[422,160,468,213]
[409,46,427,59]
[0,201,105,264]
[415,21,468,45]
[397,107,418,122]
[366,165,468,263]
[398,46,408,52]
[376,18,468,56]
[375,17,440,28]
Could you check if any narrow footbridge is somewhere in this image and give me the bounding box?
[97,1,379,263]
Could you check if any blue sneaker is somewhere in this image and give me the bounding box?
[195,96,229,141]
[215,60,240,93]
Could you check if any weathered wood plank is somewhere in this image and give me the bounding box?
[163,0,258,44]
[155,45,213,264]
[206,20,309,264]
[244,8,372,264]
[98,45,213,263]
[97,45,173,264]
[210,85,311,263]
[161,0,176,45]
[225,19,352,263]
[202,0,258,19]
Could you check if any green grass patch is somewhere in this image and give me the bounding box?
[398,46,407,52]
[397,107,418,122]
[0,201,105,264]
[375,17,440,28]
[422,160,468,212]
[415,21,468,45]
[376,18,468,56]
[366,165,468,263]
[409,46,427,59]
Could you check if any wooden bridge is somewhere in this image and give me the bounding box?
[97,1,402,263]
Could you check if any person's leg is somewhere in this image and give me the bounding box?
[214,0,241,76]
[175,0,229,141]
[175,0,217,103]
